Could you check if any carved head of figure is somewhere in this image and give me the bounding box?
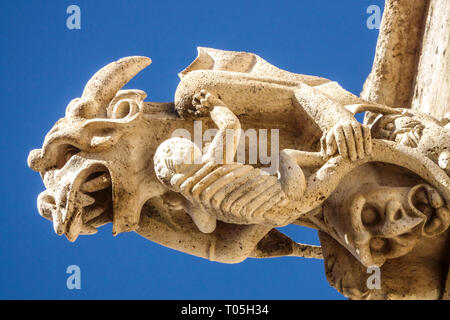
[153,137,203,191]
[325,182,449,267]
[321,164,450,299]
[27,57,170,241]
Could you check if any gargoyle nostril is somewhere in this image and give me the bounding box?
[41,194,56,206]
[63,146,80,164]
[393,209,403,221]
[385,200,405,221]
[54,144,81,170]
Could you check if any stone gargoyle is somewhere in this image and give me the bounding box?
[27,48,450,299]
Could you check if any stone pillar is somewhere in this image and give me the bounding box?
[362,0,450,299]
[362,0,449,118]
[361,0,428,108]
[410,0,450,118]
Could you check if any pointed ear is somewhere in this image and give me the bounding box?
[106,89,147,119]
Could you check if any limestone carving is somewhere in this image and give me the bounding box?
[27,47,449,299]
[154,89,373,234]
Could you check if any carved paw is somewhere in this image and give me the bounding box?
[189,89,223,117]
[320,121,372,161]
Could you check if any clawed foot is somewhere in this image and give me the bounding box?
[320,121,372,161]
[189,89,224,117]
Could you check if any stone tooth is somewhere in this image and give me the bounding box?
[80,172,111,193]
[80,224,98,235]
[65,210,83,242]
[83,205,106,223]
[52,211,64,235]
[78,192,96,207]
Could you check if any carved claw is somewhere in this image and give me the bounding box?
[191,89,223,117]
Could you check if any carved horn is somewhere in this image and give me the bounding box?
[82,56,151,106]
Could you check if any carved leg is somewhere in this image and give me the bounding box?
[278,149,307,201]
[191,89,241,165]
[185,201,217,234]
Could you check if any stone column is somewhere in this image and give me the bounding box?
[410,0,450,118]
[361,0,450,299]
[361,0,428,108]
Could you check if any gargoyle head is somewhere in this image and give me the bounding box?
[321,163,450,299]
[27,56,163,241]
[328,183,450,267]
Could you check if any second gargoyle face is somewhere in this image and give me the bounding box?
[325,183,450,267]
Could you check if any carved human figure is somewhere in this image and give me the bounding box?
[154,90,304,233]
[154,89,374,233]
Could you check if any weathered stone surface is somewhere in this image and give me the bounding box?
[355,0,450,299]
[26,1,449,300]
[27,48,450,299]
[361,0,428,108]
[411,0,450,118]
[362,0,449,119]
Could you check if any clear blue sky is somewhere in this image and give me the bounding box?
[0,0,384,299]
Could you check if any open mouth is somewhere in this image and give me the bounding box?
[58,165,114,242]
[79,170,113,226]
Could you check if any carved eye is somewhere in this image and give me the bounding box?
[56,145,80,169]
[65,146,80,161]
[112,100,132,119]
[361,205,382,227]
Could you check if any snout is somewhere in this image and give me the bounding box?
[379,199,423,236]
[28,149,45,172]
[36,156,114,242]
[37,190,65,235]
